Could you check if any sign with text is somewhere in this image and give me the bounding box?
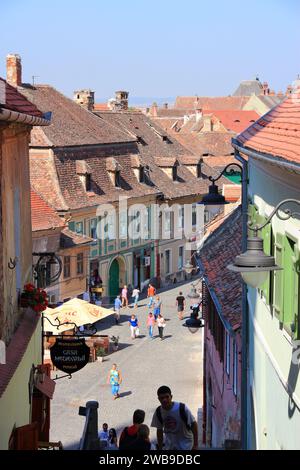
[50,338,90,373]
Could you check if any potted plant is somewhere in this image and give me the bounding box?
[96,347,106,362]
[20,283,48,313]
[110,335,119,351]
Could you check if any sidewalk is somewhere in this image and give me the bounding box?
[50,279,203,449]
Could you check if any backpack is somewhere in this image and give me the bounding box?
[119,427,138,450]
[156,403,192,432]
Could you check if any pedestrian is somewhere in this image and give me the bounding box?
[146,312,156,339]
[128,314,139,339]
[121,285,128,307]
[119,409,145,450]
[114,294,122,324]
[132,287,140,308]
[107,428,118,450]
[106,363,122,400]
[176,291,186,320]
[98,422,109,449]
[156,313,166,340]
[134,424,152,451]
[147,283,156,307]
[151,385,198,450]
[153,295,162,319]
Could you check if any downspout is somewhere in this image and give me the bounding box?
[0,107,51,126]
[235,149,249,450]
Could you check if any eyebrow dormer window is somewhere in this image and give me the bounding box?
[139,166,145,183]
[197,159,203,178]
[85,173,91,191]
[172,164,178,181]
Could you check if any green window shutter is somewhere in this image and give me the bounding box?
[261,222,271,304]
[247,204,258,237]
[292,246,300,339]
[283,236,296,334]
[68,221,75,232]
[273,232,284,321]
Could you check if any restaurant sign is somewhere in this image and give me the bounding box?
[50,338,90,373]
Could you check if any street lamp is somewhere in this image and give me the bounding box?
[227,199,300,287]
[198,163,242,217]
[183,253,204,332]
[33,252,62,288]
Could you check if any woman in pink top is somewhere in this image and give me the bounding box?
[147,312,156,339]
[121,285,128,307]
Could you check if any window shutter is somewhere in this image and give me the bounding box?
[273,232,284,321]
[283,236,296,334]
[261,221,271,304]
[292,246,300,339]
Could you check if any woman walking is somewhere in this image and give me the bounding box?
[147,312,156,339]
[121,285,128,307]
[157,313,166,340]
[129,314,139,339]
[132,287,140,308]
[107,364,122,400]
[107,428,118,450]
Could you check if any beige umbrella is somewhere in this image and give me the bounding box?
[43,298,113,334]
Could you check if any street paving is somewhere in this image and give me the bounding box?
[50,279,203,449]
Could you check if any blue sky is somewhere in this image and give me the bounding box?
[0,0,299,102]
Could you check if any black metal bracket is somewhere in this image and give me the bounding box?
[208,163,243,185]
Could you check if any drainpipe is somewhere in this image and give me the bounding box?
[235,149,249,450]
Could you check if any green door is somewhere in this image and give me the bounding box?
[109,259,120,299]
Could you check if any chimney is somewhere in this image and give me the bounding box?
[163,103,168,109]
[150,102,158,117]
[286,85,293,96]
[269,89,275,96]
[6,54,22,87]
[195,107,203,122]
[262,82,269,95]
[114,91,129,111]
[73,89,95,111]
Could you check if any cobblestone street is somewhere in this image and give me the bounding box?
[50,279,203,449]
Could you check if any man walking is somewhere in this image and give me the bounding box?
[176,291,186,320]
[151,385,198,450]
[147,283,156,307]
[114,295,122,324]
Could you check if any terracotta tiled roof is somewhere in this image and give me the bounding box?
[31,189,65,231]
[199,206,242,330]
[93,103,110,111]
[0,309,40,398]
[236,91,300,165]
[18,85,135,147]
[211,110,260,133]
[60,228,93,249]
[0,77,43,117]
[172,132,235,157]
[202,155,239,171]
[222,184,241,202]
[175,96,249,110]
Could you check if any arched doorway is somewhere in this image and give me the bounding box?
[108,256,126,299]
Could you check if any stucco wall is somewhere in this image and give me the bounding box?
[248,158,300,449]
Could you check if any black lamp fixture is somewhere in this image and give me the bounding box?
[198,163,243,207]
[228,199,300,287]
[33,252,63,288]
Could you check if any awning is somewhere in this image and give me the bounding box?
[43,298,114,334]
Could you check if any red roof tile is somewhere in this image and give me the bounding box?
[211,110,260,133]
[0,78,43,117]
[31,189,65,231]
[199,206,242,330]
[222,184,241,202]
[236,91,300,164]
[175,96,249,110]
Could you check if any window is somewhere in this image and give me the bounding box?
[165,250,171,274]
[233,341,238,396]
[115,171,121,188]
[192,204,197,226]
[119,211,127,239]
[105,214,115,240]
[178,206,184,229]
[204,209,209,224]
[172,165,178,181]
[226,331,230,376]
[77,253,84,275]
[90,218,97,239]
[139,166,145,182]
[206,291,224,361]
[178,246,184,270]
[75,222,83,234]
[197,161,202,178]
[64,256,71,278]
[164,211,171,234]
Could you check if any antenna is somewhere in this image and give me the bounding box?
[32,75,39,86]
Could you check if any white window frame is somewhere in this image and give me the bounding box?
[226,331,230,376]
[178,206,184,229]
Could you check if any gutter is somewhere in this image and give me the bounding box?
[232,138,300,175]
[0,107,51,126]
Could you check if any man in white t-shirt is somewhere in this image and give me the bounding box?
[151,385,198,450]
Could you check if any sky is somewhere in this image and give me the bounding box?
[0,0,299,103]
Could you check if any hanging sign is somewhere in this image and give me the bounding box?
[50,338,90,373]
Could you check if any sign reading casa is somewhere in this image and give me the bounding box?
[50,338,90,373]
